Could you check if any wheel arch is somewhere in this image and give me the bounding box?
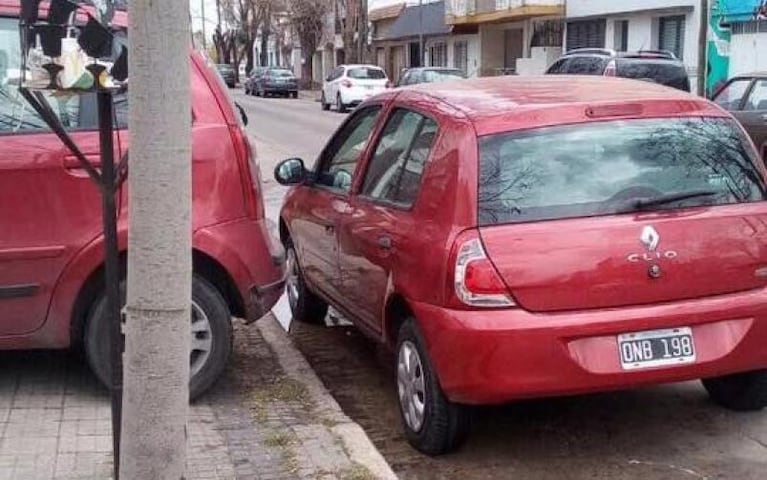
[68,247,244,347]
[383,292,415,349]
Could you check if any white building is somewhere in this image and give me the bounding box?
[566,0,702,92]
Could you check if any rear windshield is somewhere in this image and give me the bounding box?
[269,69,294,77]
[423,70,465,82]
[348,67,386,80]
[217,65,233,72]
[616,59,690,91]
[478,118,766,226]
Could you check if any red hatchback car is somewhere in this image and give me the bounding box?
[276,76,767,454]
[0,5,285,399]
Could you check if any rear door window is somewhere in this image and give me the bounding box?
[478,118,766,225]
[361,108,438,207]
[616,59,690,91]
[744,80,767,111]
[348,67,386,80]
[566,57,607,75]
[714,79,752,111]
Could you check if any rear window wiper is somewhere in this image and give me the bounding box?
[615,189,718,213]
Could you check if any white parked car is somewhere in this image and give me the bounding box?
[321,64,389,113]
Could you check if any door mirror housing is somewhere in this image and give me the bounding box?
[274,158,307,185]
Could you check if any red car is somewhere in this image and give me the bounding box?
[0,4,285,399]
[275,75,767,454]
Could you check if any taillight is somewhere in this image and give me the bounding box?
[230,125,265,220]
[603,59,617,77]
[449,230,515,308]
[341,79,353,88]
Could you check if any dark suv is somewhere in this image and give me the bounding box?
[546,49,691,92]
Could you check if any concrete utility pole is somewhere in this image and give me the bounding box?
[121,0,191,478]
[698,0,709,96]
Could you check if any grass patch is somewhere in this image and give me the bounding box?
[338,463,376,480]
[263,432,294,448]
[248,376,315,422]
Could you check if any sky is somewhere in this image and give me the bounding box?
[189,0,218,40]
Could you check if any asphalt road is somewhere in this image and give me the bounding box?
[237,89,767,480]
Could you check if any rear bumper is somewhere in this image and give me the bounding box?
[340,88,385,106]
[264,84,297,93]
[193,218,286,323]
[411,289,767,405]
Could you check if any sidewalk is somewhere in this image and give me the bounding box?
[0,315,396,480]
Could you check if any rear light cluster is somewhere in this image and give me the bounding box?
[341,79,353,88]
[450,231,515,308]
[230,125,265,220]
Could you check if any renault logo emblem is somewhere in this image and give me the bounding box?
[640,226,660,251]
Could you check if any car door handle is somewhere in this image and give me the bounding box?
[377,235,392,250]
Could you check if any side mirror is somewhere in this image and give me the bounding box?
[234,102,248,126]
[274,158,307,185]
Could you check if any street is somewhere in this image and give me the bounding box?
[235,90,767,480]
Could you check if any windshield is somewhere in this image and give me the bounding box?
[616,59,690,91]
[217,64,233,72]
[348,67,386,80]
[478,117,766,226]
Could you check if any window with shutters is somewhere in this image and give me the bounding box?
[453,41,468,74]
[566,19,606,51]
[658,15,685,59]
[429,43,448,67]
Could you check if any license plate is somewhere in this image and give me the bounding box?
[365,85,374,90]
[618,327,695,370]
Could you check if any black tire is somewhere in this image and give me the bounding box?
[702,369,767,411]
[321,92,330,111]
[396,318,471,455]
[291,91,298,99]
[336,93,347,113]
[255,85,262,97]
[285,238,328,324]
[84,275,233,401]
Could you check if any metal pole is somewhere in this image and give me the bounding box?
[697,0,709,96]
[201,0,208,51]
[418,0,424,67]
[97,90,122,480]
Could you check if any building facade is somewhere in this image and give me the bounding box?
[445,0,564,76]
[708,0,767,95]
[566,0,703,92]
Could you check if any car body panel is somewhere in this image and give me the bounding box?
[0,6,285,350]
[281,75,767,405]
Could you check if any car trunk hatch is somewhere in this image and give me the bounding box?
[479,208,767,312]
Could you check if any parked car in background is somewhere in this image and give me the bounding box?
[244,66,269,95]
[712,72,767,160]
[216,63,236,88]
[275,76,767,454]
[321,64,389,113]
[546,49,691,92]
[397,67,466,86]
[251,67,299,98]
[0,7,286,400]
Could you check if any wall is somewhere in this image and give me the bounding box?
[423,34,481,76]
[729,32,767,75]
[567,0,698,18]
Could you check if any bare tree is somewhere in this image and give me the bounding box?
[289,0,328,86]
[121,0,191,477]
[337,0,362,63]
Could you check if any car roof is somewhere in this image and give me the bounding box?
[407,75,724,136]
[342,64,384,69]
[732,72,767,79]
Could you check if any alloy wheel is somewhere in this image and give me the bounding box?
[398,340,426,432]
[286,247,300,312]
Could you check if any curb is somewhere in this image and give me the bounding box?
[257,315,398,480]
